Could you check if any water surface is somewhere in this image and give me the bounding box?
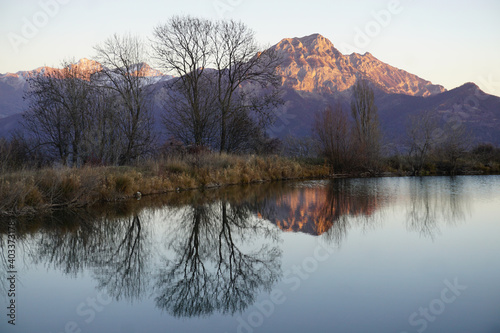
[1,176,499,333]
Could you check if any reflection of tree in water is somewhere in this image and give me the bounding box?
[440,177,471,224]
[406,177,470,239]
[155,199,281,317]
[1,193,282,317]
[0,176,483,319]
[322,179,386,245]
[30,212,98,276]
[91,214,151,301]
[26,210,152,301]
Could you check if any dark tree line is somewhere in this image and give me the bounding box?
[397,109,472,175]
[0,133,42,171]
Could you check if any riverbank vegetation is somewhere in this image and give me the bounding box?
[0,153,329,216]
[1,140,499,216]
[1,16,500,216]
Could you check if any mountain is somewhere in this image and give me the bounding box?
[0,59,167,119]
[267,34,500,145]
[378,82,500,145]
[0,59,94,118]
[1,34,499,146]
[0,79,25,118]
[272,34,445,97]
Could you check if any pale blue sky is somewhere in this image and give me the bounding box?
[1,0,499,95]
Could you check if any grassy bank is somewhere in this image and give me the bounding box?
[0,153,329,216]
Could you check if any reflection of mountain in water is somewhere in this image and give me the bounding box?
[261,179,388,236]
[0,176,479,318]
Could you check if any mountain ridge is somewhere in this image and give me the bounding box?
[0,59,168,118]
[0,34,499,145]
[272,33,446,97]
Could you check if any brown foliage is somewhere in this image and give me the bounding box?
[0,153,329,216]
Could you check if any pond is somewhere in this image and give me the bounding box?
[1,176,499,333]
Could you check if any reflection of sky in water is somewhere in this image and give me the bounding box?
[1,176,499,333]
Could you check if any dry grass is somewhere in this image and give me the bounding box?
[0,153,329,216]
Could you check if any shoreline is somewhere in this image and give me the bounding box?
[0,154,330,217]
[1,158,497,218]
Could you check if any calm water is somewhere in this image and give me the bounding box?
[1,176,500,333]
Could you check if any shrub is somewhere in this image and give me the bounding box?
[114,174,133,194]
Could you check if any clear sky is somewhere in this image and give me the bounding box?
[1,0,499,96]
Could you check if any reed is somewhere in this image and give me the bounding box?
[0,153,329,216]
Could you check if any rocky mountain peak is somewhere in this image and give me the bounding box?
[131,62,163,77]
[275,33,343,60]
[296,34,341,56]
[271,34,445,97]
[72,58,102,74]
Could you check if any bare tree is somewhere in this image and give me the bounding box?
[436,120,471,174]
[210,19,282,153]
[24,60,94,166]
[152,16,217,147]
[94,34,156,164]
[282,135,319,158]
[158,75,218,148]
[84,83,122,165]
[152,16,283,152]
[314,104,351,172]
[24,59,129,166]
[405,110,438,175]
[350,79,381,169]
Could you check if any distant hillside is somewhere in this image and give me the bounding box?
[269,83,500,146]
